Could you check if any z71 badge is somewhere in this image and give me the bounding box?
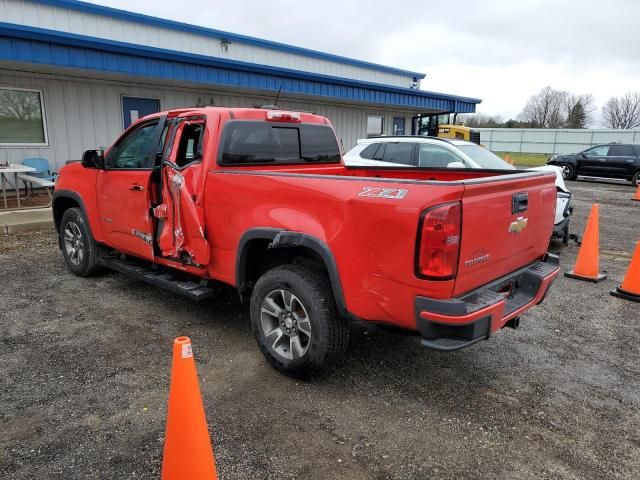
[358,186,408,199]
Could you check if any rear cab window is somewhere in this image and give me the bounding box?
[219,121,341,165]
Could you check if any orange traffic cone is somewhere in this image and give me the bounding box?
[633,185,640,202]
[565,203,607,282]
[162,337,218,480]
[505,153,512,165]
[611,241,640,303]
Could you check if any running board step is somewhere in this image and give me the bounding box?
[100,256,215,301]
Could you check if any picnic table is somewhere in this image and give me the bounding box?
[0,164,36,209]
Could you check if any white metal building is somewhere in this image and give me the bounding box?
[0,0,481,171]
[478,128,640,154]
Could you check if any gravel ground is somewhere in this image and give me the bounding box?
[1,179,639,479]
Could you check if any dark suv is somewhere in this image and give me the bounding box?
[547,143,640,186]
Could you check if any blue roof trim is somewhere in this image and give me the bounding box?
[0,23,480,105]
[0,23,479,113]
[32,0,427,80]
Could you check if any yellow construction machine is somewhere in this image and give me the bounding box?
[413,113,480,144]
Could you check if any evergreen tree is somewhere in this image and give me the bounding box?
[565,102,587,128]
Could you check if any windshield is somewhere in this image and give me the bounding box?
[457,144,515,170]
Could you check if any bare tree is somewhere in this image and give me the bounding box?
[565,93,595,128]
[464,113,504,128]
[520,87,568,128]
[602,92,640,129]
[0,90,42,120]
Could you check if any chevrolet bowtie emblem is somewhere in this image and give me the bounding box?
[509,216,528,234]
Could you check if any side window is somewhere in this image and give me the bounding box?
[418,144,465,168]
[611,145,635,157]
[175,122,204,167]
[107,122,158,169]
[381,142,414,165]
[584,145,611,156]
[360,143,382,159]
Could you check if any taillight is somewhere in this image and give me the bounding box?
[266,110,301,122]
[415,202,461,280]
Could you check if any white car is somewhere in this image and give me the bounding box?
[344,136,573,244]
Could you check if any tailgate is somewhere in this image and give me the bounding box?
[453,172,557,296]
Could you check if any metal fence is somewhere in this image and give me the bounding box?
[477,128,640,154]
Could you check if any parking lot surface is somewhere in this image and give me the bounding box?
[1,179,639,479]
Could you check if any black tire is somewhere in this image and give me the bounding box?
[250,264,350,377]
[562,223,570,246]
[632,171,640,187]
[59,207,102,277]
[558,163,576,180]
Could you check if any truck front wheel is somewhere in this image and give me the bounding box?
[59,207,102,277]
[250,264,350,377]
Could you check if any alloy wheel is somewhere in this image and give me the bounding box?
[63,221,84,266]
[260,289,312,361]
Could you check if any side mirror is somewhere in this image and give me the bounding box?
[581,153,587,158]
[81,149,105,169]
[447,161,467,169]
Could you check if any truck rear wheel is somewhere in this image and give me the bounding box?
[59,207,102,277]
[250,264,350,377]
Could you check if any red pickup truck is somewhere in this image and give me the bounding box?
[53,107,559,376]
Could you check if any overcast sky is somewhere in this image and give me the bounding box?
[94,0,639,126]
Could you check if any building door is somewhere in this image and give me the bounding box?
[392,117,406,136]
[122,96,160,129]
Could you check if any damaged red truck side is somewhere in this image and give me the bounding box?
[53,107,559,376]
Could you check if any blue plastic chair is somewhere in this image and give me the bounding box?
[23,158,56,181]
[21,158,56,199]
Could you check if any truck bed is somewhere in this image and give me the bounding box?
[227,163,523,183]
[206,163,556,328]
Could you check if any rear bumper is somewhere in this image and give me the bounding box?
[552,215,571,238]
[415,253,560,352]
[552,192,573,238]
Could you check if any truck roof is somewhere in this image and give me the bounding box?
[140,106,329,124]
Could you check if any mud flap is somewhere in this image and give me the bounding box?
[155,168,210,265]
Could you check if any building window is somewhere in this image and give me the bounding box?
[366,115,383,136]
[0,88,47,145]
